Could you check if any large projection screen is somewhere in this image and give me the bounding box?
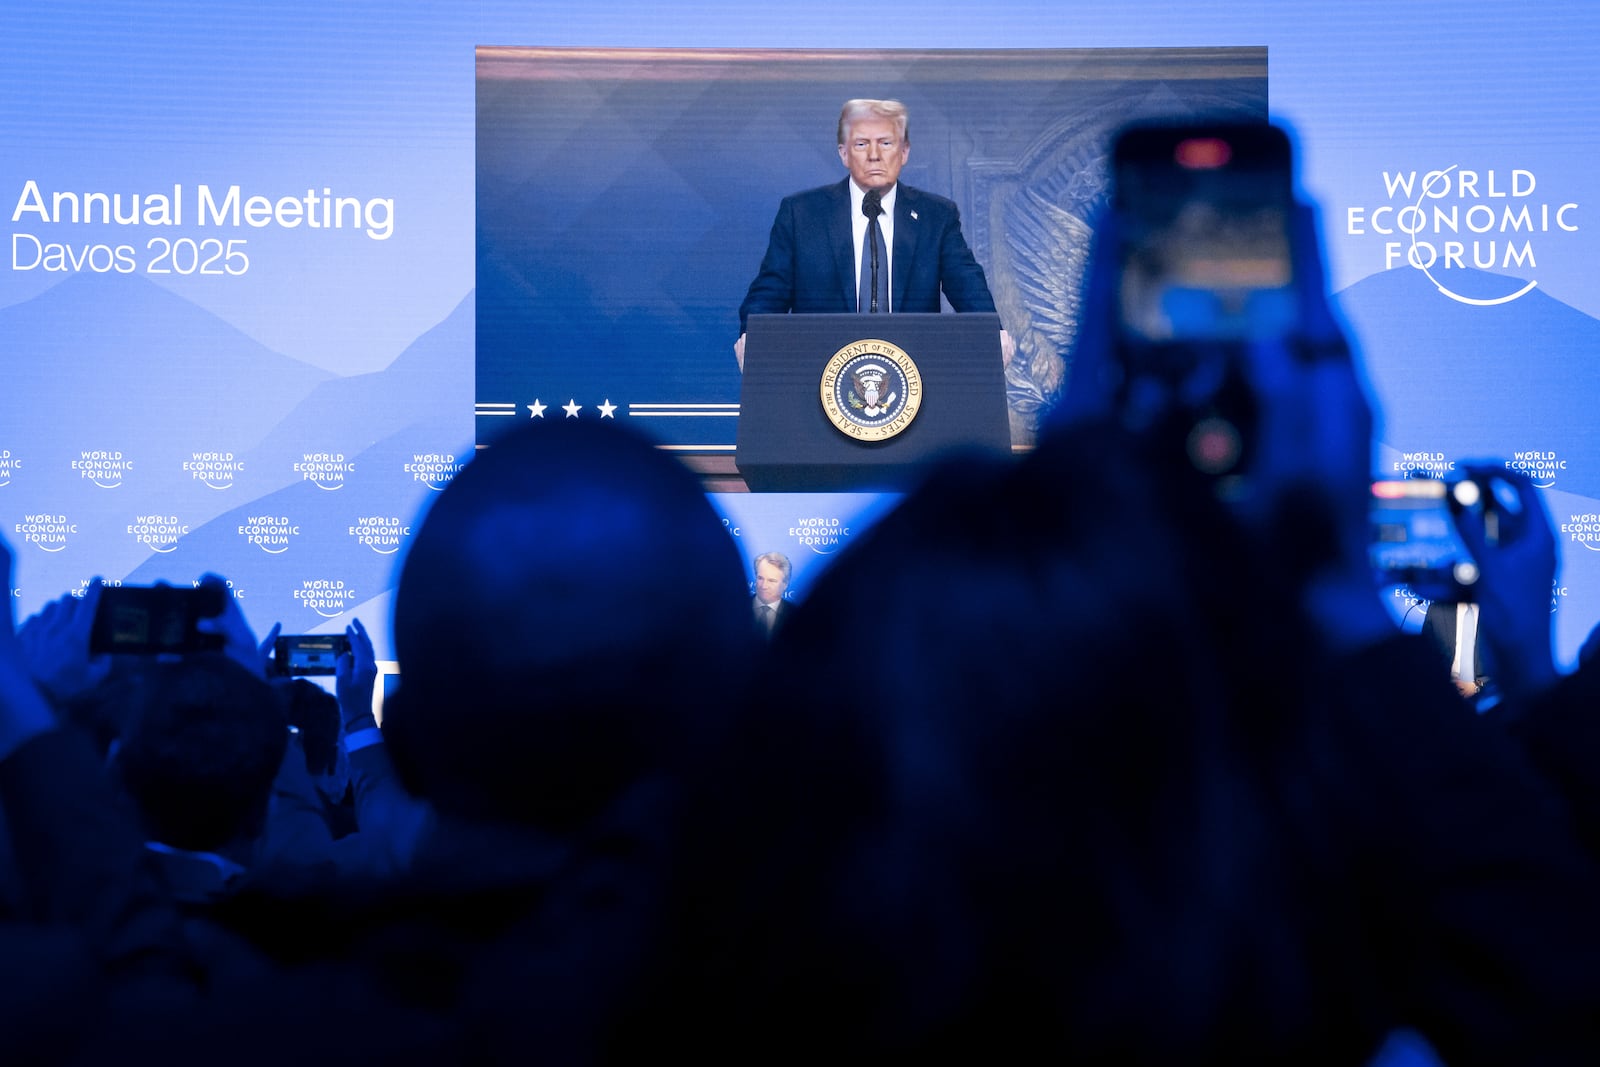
[476,46,1266,451]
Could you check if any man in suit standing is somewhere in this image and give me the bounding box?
[734,98,1013,370]
[751,551,793,639]
[1423,598,1490,703]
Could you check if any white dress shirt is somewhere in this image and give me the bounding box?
[848,179,897,311]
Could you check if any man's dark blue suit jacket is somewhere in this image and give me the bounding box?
[738,178,996,332]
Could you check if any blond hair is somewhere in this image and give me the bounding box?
[836,99,909,146]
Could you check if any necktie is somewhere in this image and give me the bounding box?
[858,192,887,313]
[762,603,777,634]
[1454,602,1478,681]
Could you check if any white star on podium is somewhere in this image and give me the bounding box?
[563,399,582,418]
[597,399,618,419]
[527,399,547,418]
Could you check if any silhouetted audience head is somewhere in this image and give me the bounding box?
[387,419,757,831]
[54,659,148,761]
[113,654,287,854]
[660,412,1372,1061]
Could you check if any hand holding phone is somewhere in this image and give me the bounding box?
[270,633,353,676]
[16,581,111,702]
[1113,123,1297,347]
[1446,465,1559,699]
[1369,469,1533,603]
[1370,478,1483,600]
[334,618,379,732]
[1108,121,1398,657]
[1110,123,1303,483]
[88,583,227,656]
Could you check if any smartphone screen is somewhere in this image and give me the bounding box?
[272,634,351,676]
[1369,479,1480,597]
[1113,123,1296,344]
[89,584,227,655]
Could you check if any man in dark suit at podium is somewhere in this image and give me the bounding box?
[734,98,1013,370]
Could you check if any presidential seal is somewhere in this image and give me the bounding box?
[820,339,922,441]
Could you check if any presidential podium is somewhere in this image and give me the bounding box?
[735,313,1011,493]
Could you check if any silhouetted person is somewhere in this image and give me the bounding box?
[0,539,192,1062]
[654,133,1600,1064]
[108,419,761,1064]
[114,655,288,908]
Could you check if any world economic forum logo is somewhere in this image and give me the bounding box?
[1504,450,1567,490]
[788,516,852,556]
[14,514,75,552]
[295,579,358,619]
[404,452,466,492]
[294,452,354,491]
[238,515,300,554]
[1390,451,1455,479]
[184,451,243,490]
[348,516,411,555]
[1562,513,1600,554]
[1347,164,1578,306]
[127,514,188,554]
[72,450,132,489]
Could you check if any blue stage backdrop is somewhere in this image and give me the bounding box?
[3,2,1598,668]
